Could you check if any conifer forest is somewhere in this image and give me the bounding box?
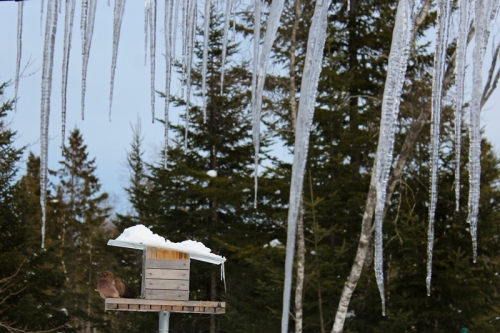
[3,0,500,332]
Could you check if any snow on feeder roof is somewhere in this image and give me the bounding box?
[107,224,226,265]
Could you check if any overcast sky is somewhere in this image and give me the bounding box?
[1,1,500,214]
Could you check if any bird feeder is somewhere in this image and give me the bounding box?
[104,238,226,331]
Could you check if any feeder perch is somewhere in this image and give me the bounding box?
[104,239,226,317]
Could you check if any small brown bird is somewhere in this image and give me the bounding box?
[97,271,134,299]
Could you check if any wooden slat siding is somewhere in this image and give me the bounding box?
[129,304,140,310]
[151,305,161,310]
[173,306,183,311]
[140,304,150,310]
[145,278,189,290]
[156,248,190,260]
[106,298,225,307]
[145,268,189,280]
[145,289,189,300]
[118,304,129,310]
[145,259,190,269]
[161,305,173,311]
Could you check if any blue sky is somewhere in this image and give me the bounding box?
[1,1,500,214]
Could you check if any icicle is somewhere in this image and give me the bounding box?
[81,0,97,120]
[109,0,127,119]
[144,0,150,66]
[201,0,211,123]
[14,2,23,114]
[40,0,45,35]
[453,0,470,212]
[61,0,76,147]
[220,0,232,95]
[149,0,157,123]
[172,0,180,61]
[371,0,415,314]
[164,0,174,167]
[252,0,261,208]
[427,0,451,296]
[281,1,330,332]
[468,0,493,263]
[180,0,187,99]
[40,0,59,249]
[183,0,196,153]
[221,262,226,292]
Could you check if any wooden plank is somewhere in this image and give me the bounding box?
[173,305,183,311]
[129,304,140,310]
[151,305,161,310]
[145,289,189,300]
[106,298,225,307]
[118,304,129,310]
[216,307,225,313]
[204,307,215,313]
[140,304,151,310]
[106,303,118,310]
[156,248,190,260]
[145,268,189,280]
[145,278,189,290]
[183,306,194,312]
[147,246,157,259]
[161,305,173,311]
[146,258,190,269]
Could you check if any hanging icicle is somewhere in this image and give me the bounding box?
[61,0,77,147]
[172,0,180,62]
[40,0,45,36]
[81,0,97,120]
[149,0,157,123]
[281,0,331,332]
[40,0,59,249]
[251,0,261,208]
[202,0,211,123]
[426,0,451,296]
[164,0,174,167]
[183,0,197,153]
[14,2,23,114]
[109,0,127,119]
[453,0,471,212]
[144,0,150,66]
[181,0,187,100]
[372,0,415,314]
[220,0,232,95]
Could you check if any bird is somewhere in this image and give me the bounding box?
[97,271,134,299]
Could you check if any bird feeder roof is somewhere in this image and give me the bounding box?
[107,225,226,265]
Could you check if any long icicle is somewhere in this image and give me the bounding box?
[109,0,127,120]
[253,0,285,209]
[183,0,196,153]
[164,0,174,167]
[281,0,331,331]
[62,0,76,146]
[372,0,415,313]
[14,1,24,114]
[453,0,470,212]
[220,0,232,94]
[81,0,97,120]
[172,0,180,63]
[149,0,157,123]
[40,0,45,35]
[202,0,211,123]
[40,0,59,248]
[251,0,260,208]
[145,0,150,66]
[426,0,451,295]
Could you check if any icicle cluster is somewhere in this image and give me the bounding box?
[426,0,451,296]
[81,0,97,120]
[14,2,23,114]
[281,0,331,332]
[61,0,76,146]
[109,0,127,119]
[40,0,59,249]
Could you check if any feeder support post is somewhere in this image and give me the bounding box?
[159,311,170,333]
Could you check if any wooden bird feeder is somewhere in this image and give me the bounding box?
[105,239,226,331]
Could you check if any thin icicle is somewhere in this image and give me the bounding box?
[149,0,157,123]
[183,0,196,153]
[40,0,59,249]
[109,0,127,119]
[172,0,180,61]
[164,0,174,167]
[251,0,261,208]
[81,0,97,120]
[468,0,492,263]
[61,0,76,147]
[40,0,45,35]
[453,0,470,212]
[14,2,23,114]
[281,1,330,332]
[202,0,211,123]
[144,0,150,66]
[180,0,187,100]
[372,0,415,314]
[427,0,451,295]
[220,0,232,94]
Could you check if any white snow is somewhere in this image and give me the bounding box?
[207,170,217,177]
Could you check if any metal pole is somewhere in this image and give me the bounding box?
[159,311,170,333]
